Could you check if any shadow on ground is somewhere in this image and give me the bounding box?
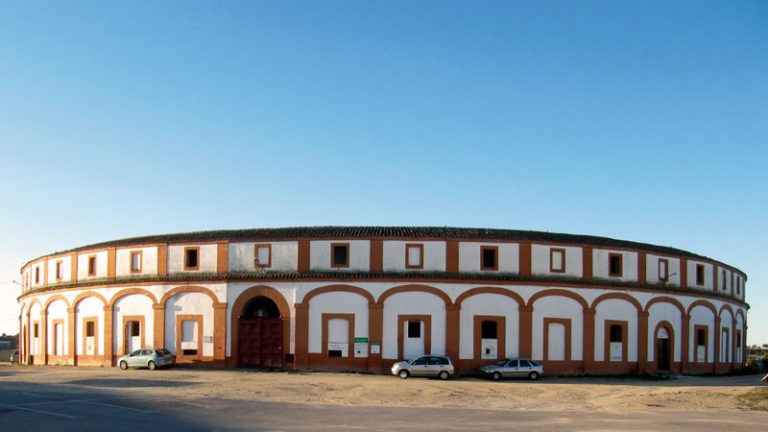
[66,378,200,388]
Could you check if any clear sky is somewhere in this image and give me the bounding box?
[0,1,766,344]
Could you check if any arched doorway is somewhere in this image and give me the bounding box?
[238,296,283,368]
[655,326,672,371]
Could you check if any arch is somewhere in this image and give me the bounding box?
[43,294,71,312]
[718,303,735,319]
[527,289,589,310]
[230,285,292,368]
[455,287,525,308]
[686,300,717,316]
[160,285,222,306]
[302,284,375,305]
[376,284,453,306]
[735,308,746,324]
[26,297,43,313]
[590,292,642,312]
[653,320,675,371]
[72,291,108,309]
[107,288,158,307]
[643,296,685,315]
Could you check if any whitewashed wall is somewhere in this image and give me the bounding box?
[531,245,583,277]
[310,240,370,271]
[229,242,298,272]
[113,294,154,354]
[382,241,446,272]
[645,255,681,286]
[29,302,42,355]
[168,244,217,273]
[75,296,105,356]
[47,256,72,284]
[593,299,638,361]
[307,291,369,354]
[382,291,446,359]
[458,293,519,359]
[46,299,69,357]
[688,304,715,363]
[164,292,214,357]
[592,249,638,281]
[531,296,584,361]
[458,242,519,273]
[116,247,158,277]
[77,251,109,280]
[687,260,713,290]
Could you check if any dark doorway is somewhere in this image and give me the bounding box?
[656,329,671,371]
[238,296,283,368]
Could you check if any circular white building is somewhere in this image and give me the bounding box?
[16,227,748,375]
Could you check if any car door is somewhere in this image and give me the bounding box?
[410,356,429,377]
[504,360,518,378]
[141,349,153,366]
[519,360,533,377]
[426,357,443,376]
[127,349,143,367]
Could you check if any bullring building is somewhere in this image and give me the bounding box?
[16,227,748,375]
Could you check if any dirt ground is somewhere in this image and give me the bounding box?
[1,364,766,413]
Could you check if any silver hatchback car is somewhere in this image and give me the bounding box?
[118,348,175,370]
[391,355,454,380]
[479,358,543,381]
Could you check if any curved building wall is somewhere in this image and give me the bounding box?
[16,227,748,375]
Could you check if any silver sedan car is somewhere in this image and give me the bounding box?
[117,348,175,370]
[479,358,543,381]
[391,355,454,380]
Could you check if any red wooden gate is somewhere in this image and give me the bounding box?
[238,318,283,368]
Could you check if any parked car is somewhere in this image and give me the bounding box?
[117,348,175,370]
[479,358,543,381]
[10,350,18,363]
[391,355,454,380]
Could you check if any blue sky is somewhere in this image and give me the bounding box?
[0,1,766,344]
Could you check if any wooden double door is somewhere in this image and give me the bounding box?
[237,317,283,368]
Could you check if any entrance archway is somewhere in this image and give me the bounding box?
[237,296,283,368]
[655,325,672,371]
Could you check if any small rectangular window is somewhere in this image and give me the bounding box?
[405,244,424,269]
[130,251,142,273]
[608,253,623,277]
[34,323,39,338]
[658,258,669,282]
[55,260,63,280]
[331,243,349,268]
[87,256,97,276]
[736,331,742,349]
[86,321,95,337]
[35,267,40,283]
[407,321,421,338]
[129,321,140,335]
[695,264,705,286]
[182,349,198,356]
[184,247,199,270]
[550,248,565,273]
[481,320,498,339]
[254,244,271,268]
[481,246,498,271]
[327,350,342,357]
[721,269,726,290]
[610,324,623,342]
[697,328,706,345]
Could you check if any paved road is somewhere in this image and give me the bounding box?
[1,379,766,432]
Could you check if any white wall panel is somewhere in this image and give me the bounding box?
[382,241,446,272]
[382,291,446,359]
[310,240,370,271]
[532,296,583,361]
[531,245,583,277]
[229,242,298,272]
[458,293,520,359]
[308,291,369,354]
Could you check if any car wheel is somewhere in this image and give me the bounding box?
[148,361,157,371]
[398,370,410,379]
[119,361,128,370]
[438,371,450,380]
[528,371,539,381]
[492,372,502,381]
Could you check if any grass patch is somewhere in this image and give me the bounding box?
[739,386,768,411]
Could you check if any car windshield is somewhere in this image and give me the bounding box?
[495,359,508,366]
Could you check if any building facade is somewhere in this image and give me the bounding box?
[16,227,748,375]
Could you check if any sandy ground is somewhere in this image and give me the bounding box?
[1,364,766,413]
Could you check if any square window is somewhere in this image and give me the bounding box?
[405,244,424,269]
[695,264,705,286]
[87,256,97,276]
[658,259,669,282]
[550,248,565,273]
[610,324,623,342]
[407,321,421,338]
[481,246,498,271]
[130,251,142,273]
[331,243,349,268]
[86,321,95,337]
[184,247,199,270]
[481,320,498,339]
[608,253,623,277]
[255,244,271,268]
